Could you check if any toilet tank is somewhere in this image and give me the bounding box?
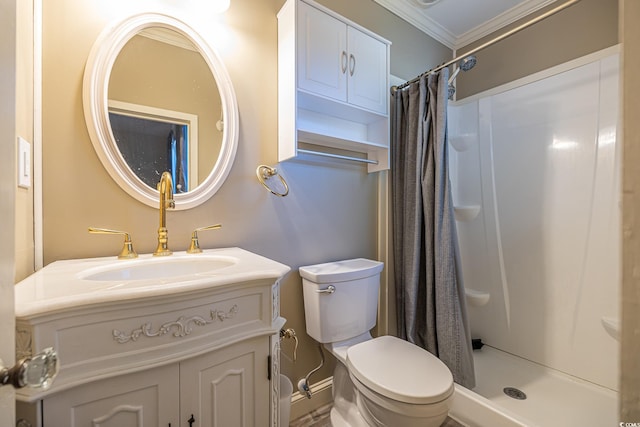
[299,259,384,343]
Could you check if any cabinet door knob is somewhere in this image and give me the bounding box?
[341,51,347,74]
[349,54,356,76]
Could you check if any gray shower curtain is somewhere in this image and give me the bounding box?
[391,70,475,389]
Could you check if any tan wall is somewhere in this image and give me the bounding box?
[39,0,450,406]
[456,0,618,99]
[0,0,18,422]
[15,0,34,282]
[621,0,640,420]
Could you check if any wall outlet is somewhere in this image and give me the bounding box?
[18,136,31,189]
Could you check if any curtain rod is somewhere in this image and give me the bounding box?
[392,0,582,92]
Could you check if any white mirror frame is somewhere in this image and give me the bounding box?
[83,13,238,210]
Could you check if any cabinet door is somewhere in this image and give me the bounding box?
[347,26,388,114]
[180,337,271,427]
[297,1,347,102]
[44,364,179,427]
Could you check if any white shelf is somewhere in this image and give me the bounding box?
[297,90,387,124]
[449,133,477,152]
[454,205,481,222]
[296,129,387,167]
[465,288,490,307]
[297,129,387,152]
[601,316,620,341]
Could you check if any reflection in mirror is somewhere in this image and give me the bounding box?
[109,104,195,192]
[83,13,238,209]
[108,29,222,193]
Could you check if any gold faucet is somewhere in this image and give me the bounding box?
[88,227,138,259]
[153,171,175,256]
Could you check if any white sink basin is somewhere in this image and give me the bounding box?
[15,247,290,319]
[78,255,237,281]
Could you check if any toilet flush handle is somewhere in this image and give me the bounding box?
[315,285,335,294]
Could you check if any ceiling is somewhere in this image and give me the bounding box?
[373,0,557,50]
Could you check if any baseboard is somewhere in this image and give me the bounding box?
[289,376,333,421]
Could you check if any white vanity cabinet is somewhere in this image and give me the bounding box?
[180,336,271,426]
[278,0,391,171]
[43,364,180,426]
[14,248,289,427]
[42,337,270,427]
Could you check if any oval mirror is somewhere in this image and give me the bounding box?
[83,13,238,210]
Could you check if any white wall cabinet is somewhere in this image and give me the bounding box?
[278,0,390,171]
[296,1,387,114]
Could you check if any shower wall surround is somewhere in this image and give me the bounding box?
[449,47,620,391]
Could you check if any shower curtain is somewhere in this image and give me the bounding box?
[391,70,475,388]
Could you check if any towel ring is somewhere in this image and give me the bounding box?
[256,165,289,197]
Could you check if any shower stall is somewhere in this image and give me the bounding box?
[447,47,620,426]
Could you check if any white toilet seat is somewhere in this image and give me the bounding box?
[347,335,454,405]
[350,372,451,423]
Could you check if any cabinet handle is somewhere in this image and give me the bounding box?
[349,54,356,76]
[188,414,195,426]
[341,51,347,74]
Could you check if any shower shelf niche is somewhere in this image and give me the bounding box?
[454,205,481,222]
[449,133,477,152]
[601,316,620,341]
[465,289,490,307]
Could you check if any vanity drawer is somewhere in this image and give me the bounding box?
[20,282,277,395]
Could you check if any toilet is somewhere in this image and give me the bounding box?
[299,258,454,427]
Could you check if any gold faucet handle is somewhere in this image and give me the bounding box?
[187,224,222,254]
[88,227,138,259]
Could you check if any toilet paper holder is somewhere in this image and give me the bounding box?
[280,328,324,399]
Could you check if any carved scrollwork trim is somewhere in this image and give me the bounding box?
[271,336,281,427]
[15,327,33,360]
[272,282,280,321]
[113,304,238,344]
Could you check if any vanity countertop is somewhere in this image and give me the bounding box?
[15,247,290,319]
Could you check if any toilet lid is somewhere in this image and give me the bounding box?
[346,335,454,405]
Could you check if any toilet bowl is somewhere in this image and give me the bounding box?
[299,259,454,427]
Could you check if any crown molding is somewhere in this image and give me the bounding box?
[373,0,557,50]
[373,0,458,48]
[455,0,557,49]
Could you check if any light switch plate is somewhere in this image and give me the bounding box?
[18,137,31,189]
